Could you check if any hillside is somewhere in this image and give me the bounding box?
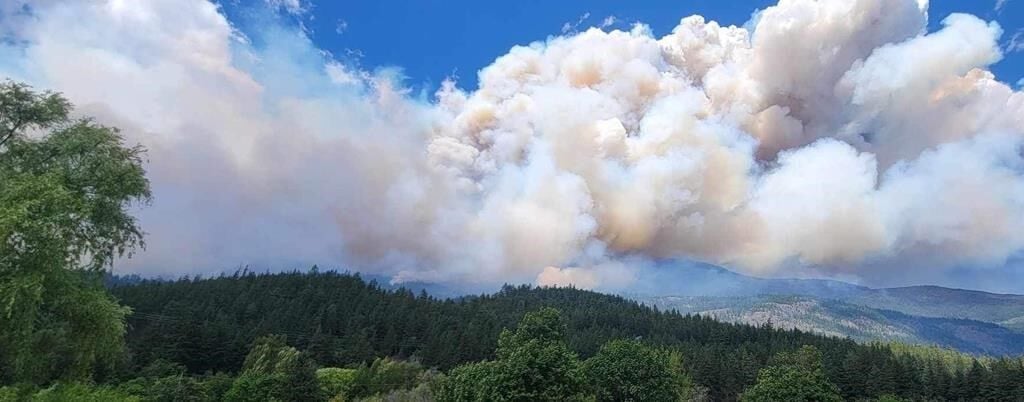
[643,295,1024,355]
[847,286,1024,330]
[361,262,1024,354]
[625,260,1024,333]
[107,271,1023,401]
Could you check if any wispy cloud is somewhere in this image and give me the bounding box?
[561,12,590,34]
[1006,29,1024,53]
[600,16,617,29]
[995,0,1010,12]
[335,19,348,34]
[266,0,307,16]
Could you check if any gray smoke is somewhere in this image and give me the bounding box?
[2,0,1023,291]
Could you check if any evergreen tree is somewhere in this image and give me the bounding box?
[107,271,1024,402]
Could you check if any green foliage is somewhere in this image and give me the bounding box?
[317,368,357,399]
[0,383,36,401]
[115,361,231,402]
[230,335,322,402]
[22,383,139,402]
[435,361,498,402]
[198,372,235,401]
[0,80,70,151]
[583,339,691,402]
[143,375,206,402]
[138,359,188,378]
[347,358,424,400]
[740,346,842,402]
[242,336,299,375]
[224,373,283,402]
[112,272,1024,401]
[352,370,443,402]
[873,395,910,402]
[0,80,150,384]
[438,308,586,402]
[354,381,435,402]
[886,342,983,373]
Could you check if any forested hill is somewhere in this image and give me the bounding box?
[111,271,1024,401]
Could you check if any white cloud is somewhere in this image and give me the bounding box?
[266,0,306,16]
[335,19,347,34]
[995,0,1010,12]
[1007,29,1024,53]
[324,61,364,85]
[561,12,591,34]
[600,16,617,29]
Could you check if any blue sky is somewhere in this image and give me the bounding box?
[222,0,1024,91]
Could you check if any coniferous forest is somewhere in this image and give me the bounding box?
[67,271,1024,401]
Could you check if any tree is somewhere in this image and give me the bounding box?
[436,361,499,402]
[316,367,357,400]
[224,373,282,402]
[0,80,150,384]
[583,339,691,402]
[437,308,587,402]
[228,335,323,402]
[347,358,424,400]
[740,346,842,402]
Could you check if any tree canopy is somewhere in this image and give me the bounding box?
[740,346,843,402]
[437,308,587,402]
[0,80,150,384]
[583,339,691,402]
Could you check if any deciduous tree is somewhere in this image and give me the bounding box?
[0,80,150,384]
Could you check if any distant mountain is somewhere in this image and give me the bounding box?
[845,286,1024,332]
[627,260,1024,328]
[627,260,870,298]
[620,260,1024,355]
[369,260,1024,352]
[642,294,1024,356]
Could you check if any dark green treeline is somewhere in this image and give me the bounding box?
[110,270,1024,401]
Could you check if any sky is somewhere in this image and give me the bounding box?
[222,0,1024,91]
[3,0,1024,294]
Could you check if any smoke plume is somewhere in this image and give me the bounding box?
[2,0,1023,291]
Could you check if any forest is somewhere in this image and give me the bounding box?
[2,81,1024,401]
[106,271,1024,401]
[6,269,1024,401]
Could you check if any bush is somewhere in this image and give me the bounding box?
[317,367,357,399]
[348,358,424,400]
[146,375,205,402]
[224,373,282,402]
[30,383,140,402]
[199,372,235,401]
[0,384,36,402]
[356,382,435,402]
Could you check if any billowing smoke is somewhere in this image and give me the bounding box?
[2,0,1023,291]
